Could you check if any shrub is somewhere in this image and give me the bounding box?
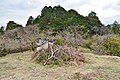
[90,34,120,56]
[36,52,70,66]
[77,46,91,53]
[103,37,120,56]
[55,36,64,45]
[81,38,92,49]
[0,25,39,56]
[90,35,109,55]
[0,48,11,57]
[32,45,85,66]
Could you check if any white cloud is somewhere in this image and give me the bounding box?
[0,0,120,26]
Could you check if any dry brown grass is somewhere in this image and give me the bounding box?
[0,50,120,80]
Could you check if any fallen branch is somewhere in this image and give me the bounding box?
[44,47,59,65]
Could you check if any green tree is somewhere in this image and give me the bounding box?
[26,16,34,26]
[6,21,22,30]
[112,21,120,34]
[87,11,103,35]
[0,26,4,35]
[33,6,104,34]
[34,5,68,31]
[88,11,103,27]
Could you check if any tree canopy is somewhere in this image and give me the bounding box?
[32,5,103,34]
[26,16,34,26]
[0,26,4,36]
[6,21,22,30]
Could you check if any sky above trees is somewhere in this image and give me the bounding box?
[0,0,120,26]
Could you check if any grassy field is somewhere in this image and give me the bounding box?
[0,51,120,80]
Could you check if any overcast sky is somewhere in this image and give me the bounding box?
[0,0,120,27]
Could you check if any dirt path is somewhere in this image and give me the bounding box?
[0,51,120,80]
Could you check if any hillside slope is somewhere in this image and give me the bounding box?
[0,51,120,80]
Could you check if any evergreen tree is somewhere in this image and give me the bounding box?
[6,21,22,30]
[88,11,103,27]
[0,26,4,35]
[112,21,120,34]
[26,16,34,26]
[32,6,103,34]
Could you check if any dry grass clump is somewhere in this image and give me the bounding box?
[32,45,85,66]
[71,71,108,80]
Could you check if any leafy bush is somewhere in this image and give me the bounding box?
[0,48,11,57]
[55,36,64,45]
[82,38,92,49]
[77,46,91,53]
[103,37,120,56]
[36,52,70,66]
[90,34,120,56]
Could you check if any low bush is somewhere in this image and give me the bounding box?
[32,45,85,66]
[77,46,91,53]
[0,48,11,57]
[55,36,64,45]
[90,34,120,56]
[90,35,109,55]
[81,38,92,49]
[103,37,120,56]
